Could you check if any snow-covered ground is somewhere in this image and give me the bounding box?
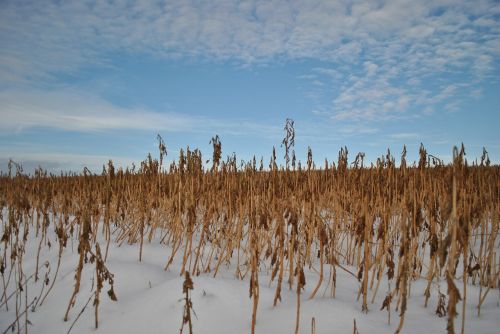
[1,229,499,334]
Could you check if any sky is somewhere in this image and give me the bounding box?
[1,0,499,173]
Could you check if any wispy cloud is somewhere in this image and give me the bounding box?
[389,133,421,140]
[297,1,499,123]
[0,89,284,139]
[1,1,498,83]
[0,89,195,132]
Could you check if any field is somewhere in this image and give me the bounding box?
[1,135,499,334]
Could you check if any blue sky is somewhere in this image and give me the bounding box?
[1,0,499,173]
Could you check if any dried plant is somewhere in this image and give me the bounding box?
[180,271,194,334]
[0,120,498,334]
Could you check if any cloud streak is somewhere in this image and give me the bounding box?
[0,88,286,140]
[0,89,195,132]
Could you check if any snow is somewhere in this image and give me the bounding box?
[1,228,499,334]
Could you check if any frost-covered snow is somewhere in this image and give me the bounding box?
[1,230,499,334]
